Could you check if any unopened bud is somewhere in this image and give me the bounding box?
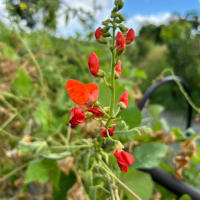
[97,38,107,44]
[102,26,110,33]
[115,0,124,10]
[117,13,126,21]
[119,24,128,33]
[103,32,111,37]
[102,19,110,26]
[103,107,110,113]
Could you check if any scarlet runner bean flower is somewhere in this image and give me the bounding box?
[115,60,122,78]
[88,52,99,77]
[95,27,102,40]
[100,125,116,137]
[116,32,126,55]
[114,149,135,172]
[126,28,135,44]
[118,91,129,109]
[69,107,86,128]
[66,79,99,105]
[87,107,104,118]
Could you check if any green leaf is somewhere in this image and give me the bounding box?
[132,142,168,168]
[119,106,142,128]
[25,159,56,184]
[34,100,54,133]
[52,169,76,200]
[179,194,192,200]
[12,68,33,98]
[149,104,164,120]
[121,169,153,200]
[133,69,147,80]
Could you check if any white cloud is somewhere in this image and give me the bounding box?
[126,12,174,34]
[56,0,113,37]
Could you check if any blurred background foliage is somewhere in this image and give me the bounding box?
[0,0,200,199]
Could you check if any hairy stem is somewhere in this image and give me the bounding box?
[109,24,116,117]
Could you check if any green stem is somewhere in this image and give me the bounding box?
[99,160,142,200]
[107,175,116,200]
[160,68,200,114]
[109,25,116,117]
[0,163,28,183]
[66,125,72,145]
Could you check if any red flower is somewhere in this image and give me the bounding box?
[69,107,86,128]
[118,91,129,109]
[88,52,99,77]
[116,32,126,55]
[66,79,99,105]
[126,28,135,44]
[115,60,122,78]
[95,27,102,40]
[87,107,104,118]
[100,126,116,137]
[114,149,135,172]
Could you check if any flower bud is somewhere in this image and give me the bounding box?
[69,107,86,128]
[97,38,108,44]
[114,60,122,79]
[102,19,110,26]
[116,32,126,55]
[126,28,135,44]
[103,32,111,37]
[119,24,128,33]
[118,91,129,109]
[100,125,116,137]
[102,26,110,33]
[117,13,126,22]
[95,27,102,40]
[114,149,134,172]
[115,0,124,10]
[87,107,104,118]
[88,52,99,77]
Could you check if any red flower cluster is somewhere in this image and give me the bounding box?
[87,107,104,118]
[114,149,135,172]
[69,107,86,128]
[100,125,116,137]
[116,28,135,55]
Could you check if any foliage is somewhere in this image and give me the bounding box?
[0,2,200,200]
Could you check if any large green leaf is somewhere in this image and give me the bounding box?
[12,68,33,98]
[132,142,168,169]
[119,106,142,128]
[121,169,153,200]
[52,169,76,200]
[25,159,57,184]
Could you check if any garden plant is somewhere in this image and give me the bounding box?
[1,0,200,200]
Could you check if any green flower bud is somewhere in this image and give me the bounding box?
[117,0,124,10]
[102,19,110,25]
[119,24,128,33]
[103,32,111,37]
[101,26,110,33]
[111,11,117,18]
[97,38,107,44]
[117,13,126,21]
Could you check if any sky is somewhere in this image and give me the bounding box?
[0,0,200,37]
